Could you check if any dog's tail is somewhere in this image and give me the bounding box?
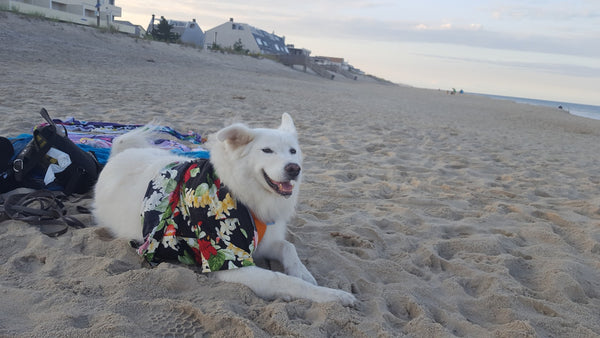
[110,121,161,157]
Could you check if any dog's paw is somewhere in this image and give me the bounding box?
[335,289,357,307]
[318,288,357,307]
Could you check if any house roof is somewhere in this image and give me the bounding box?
[249,26,288,55]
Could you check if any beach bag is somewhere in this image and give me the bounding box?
[5,108,101,194]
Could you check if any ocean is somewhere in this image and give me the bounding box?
[474,93,600,121]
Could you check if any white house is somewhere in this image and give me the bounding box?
[147,15,205,47]
[0,0,139,35]
[204,18,288,55]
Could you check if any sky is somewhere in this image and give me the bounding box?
[117,0,600,106]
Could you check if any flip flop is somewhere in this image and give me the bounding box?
[2,190,85,237]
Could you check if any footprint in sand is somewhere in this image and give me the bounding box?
[333,171,358,182]
[384,293,424,329]
[531,210,591,252]
[330,231,377,259]
[424,206,465,221]
[130,303,207,337]
[11,254,46,273]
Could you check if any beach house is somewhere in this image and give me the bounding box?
[277,45,311,71]
[147,15,205,47]
[204,18,288,55]
[313,56,347,70]
[0,0,140,35]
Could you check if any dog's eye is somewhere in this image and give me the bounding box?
[262,148,273,154]
[290,148,297,154]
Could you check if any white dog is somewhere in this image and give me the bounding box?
[93,114,356,306]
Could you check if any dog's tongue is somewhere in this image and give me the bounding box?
[278,181,294,194]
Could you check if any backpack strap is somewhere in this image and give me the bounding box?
[39,108,67,136]
[39,108,55,126]
[12,128,48,182]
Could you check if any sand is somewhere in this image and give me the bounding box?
[2,11,600,337]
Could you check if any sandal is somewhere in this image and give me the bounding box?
[1,190,86,237]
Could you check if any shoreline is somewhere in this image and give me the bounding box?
[2,11,600,337]
[471,92,600,121]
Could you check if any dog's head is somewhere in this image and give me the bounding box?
[209,113,302,212]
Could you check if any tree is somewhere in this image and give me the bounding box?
[151,17,180,42]
[233,39,245,53]
[210,42,222,51]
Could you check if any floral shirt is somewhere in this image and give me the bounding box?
[137,159,260,272]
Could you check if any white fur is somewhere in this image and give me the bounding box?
[93,114,356,306]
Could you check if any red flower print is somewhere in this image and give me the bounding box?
[191,246,203,263]
[214,178,221,189]
[184,163,198,182]
[168,185,181,212]
[164,224,176,236]
[198,239,217,259]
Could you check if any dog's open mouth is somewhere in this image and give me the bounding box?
[263,170,294,197]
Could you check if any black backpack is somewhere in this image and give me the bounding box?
[1,108,101,194]
[0,136,18,193]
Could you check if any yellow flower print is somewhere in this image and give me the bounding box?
[222,193,236,211]
[183,187,200,209]
[210,193,236,219]
[227,242,253,262]
[199,190,212,209]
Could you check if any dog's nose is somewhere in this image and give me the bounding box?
[285,163,301,179]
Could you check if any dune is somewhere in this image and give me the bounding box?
[1,11,600,337]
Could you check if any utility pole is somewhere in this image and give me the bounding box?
[95,0,100,27]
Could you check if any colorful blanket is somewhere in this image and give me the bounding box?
[10,118,210,165]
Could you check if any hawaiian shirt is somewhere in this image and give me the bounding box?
[137,159,262,272]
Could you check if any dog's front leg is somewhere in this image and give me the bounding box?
[212,266,356,306]
[273,240,317,285]
[256,237,317,285]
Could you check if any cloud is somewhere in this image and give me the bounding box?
[276,14,599,59]
[490,3,600,22]
[119,1,599,59]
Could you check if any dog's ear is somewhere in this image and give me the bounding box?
[216,123,255,149]
[279,113,296,134]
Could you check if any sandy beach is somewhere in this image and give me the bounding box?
[2,11,600,337]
